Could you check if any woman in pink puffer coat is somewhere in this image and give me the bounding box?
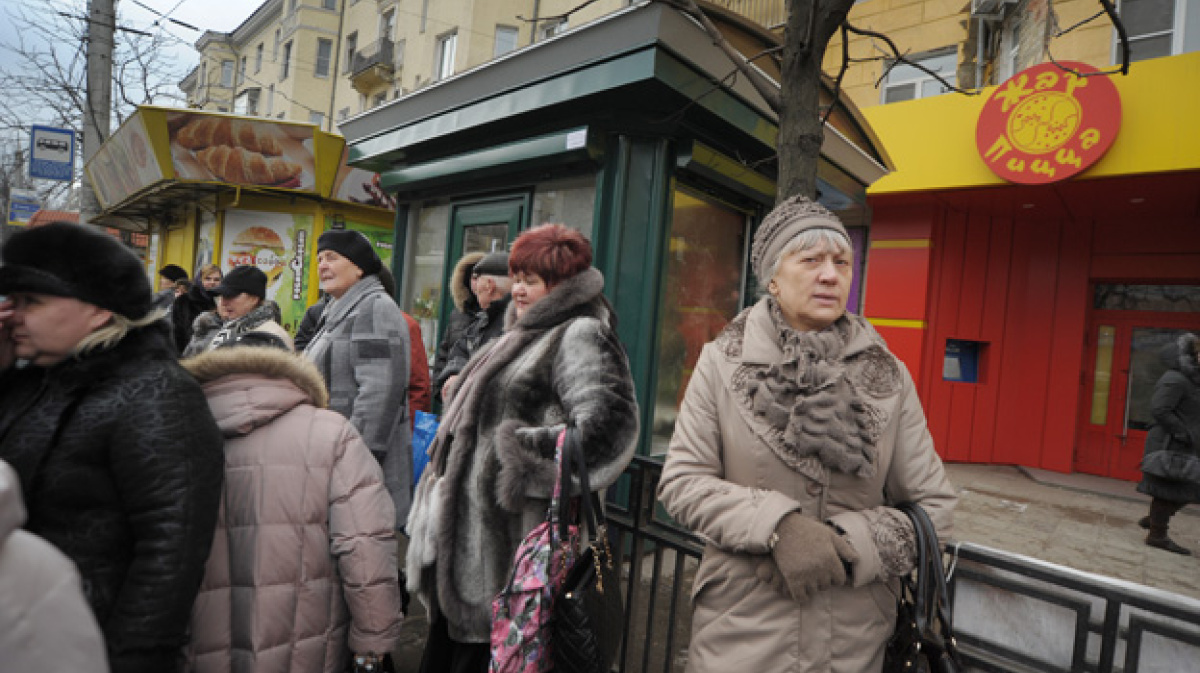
[182,346,403,673]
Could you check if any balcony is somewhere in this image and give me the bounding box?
[350,39,397,95]
[706,0,785,30]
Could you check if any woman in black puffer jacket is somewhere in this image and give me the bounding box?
[0,222,224,673]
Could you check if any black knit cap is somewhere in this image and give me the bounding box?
[317,230,382,276]
[158,264,188,282]
[0,222,153,320]
[211,265,268,299]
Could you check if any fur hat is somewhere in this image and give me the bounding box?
[158,264,188,282]
[751,195,848,282]
[473,252,510,277]
[0,222,153,319]
[211,265,267,299]
[317,230,382,276]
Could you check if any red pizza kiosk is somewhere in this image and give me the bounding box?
[860,53,1200,481]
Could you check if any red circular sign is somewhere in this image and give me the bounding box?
[975,61,1121,185]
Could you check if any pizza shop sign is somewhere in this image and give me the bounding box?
[975,61,1121,185]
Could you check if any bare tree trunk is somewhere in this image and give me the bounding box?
[776,0,855,203]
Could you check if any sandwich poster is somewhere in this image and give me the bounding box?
[221,209,314,333]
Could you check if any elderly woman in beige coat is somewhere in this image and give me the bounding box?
[658,195,957,673]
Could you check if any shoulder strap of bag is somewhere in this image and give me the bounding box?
[558,425,604,544]
[899,502,959,646]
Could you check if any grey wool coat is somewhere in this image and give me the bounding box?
[304,274,413,526]
[408,268,639,643]
[1138,332,1200,503]
[658,299,957,673]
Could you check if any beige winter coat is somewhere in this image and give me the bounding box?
[658,300,957,673]
[0,461,108,673]
[183,348,402,673]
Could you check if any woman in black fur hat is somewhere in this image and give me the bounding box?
[0,222,224,673]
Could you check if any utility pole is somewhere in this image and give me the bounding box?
[81,0,116,224]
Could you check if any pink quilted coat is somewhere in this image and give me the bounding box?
[182,347,403,673]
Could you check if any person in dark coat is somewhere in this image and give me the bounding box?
[0,222,225,673]
[435,251,512,400]
[1137,332,1200,555]
[169,279,217,354]
[431,251,484,400]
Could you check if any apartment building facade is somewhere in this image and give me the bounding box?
[180,0,645,132]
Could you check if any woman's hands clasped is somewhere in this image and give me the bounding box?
[771,512,859,603]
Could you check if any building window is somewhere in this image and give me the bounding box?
[373,92,388,107]
[494,25,518,57]
[881,50,957,104]
[322,0,337,8]
[537,19,567,41]
[337,106,350,121]
[435,31,457,80]
[1118,0,1181,62]
[315,38,332,77]
[380,8,395,41]
[395,39,405,67]
[345,32,358,73]
[281,41,292,79]
[309,111,325,127]
[234,88,260,115]
[239,57,247,84]
[273,29,281,61]
[220,60,233,87]
[288,0,297,14]
[255,43,263,73]
[267,84,275,115]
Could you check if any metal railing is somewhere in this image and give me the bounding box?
[604,457,1200,673]
[705,0,786,30]
[350,38,395,77]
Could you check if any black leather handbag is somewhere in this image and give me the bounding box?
[551,427,624,673]
[883,502,963,673]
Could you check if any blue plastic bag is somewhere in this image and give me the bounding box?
[412,410,439,488]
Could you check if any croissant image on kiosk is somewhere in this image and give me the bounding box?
[166,111,316,190]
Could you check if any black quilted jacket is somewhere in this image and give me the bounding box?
[0,322,224,673]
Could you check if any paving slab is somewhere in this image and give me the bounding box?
[944,463,1200,600]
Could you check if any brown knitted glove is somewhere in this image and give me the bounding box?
[771,512,860,603]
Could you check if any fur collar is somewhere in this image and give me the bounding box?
[1171,333,1200,385]
[182,346,329,408]
[714,298,902,480]
[450,252,484,313]
[503,267,610,331]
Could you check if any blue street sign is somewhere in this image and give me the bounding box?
[8,197,40,225]
[29,125,76,181]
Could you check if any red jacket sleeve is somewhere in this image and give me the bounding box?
[402,312,431,416]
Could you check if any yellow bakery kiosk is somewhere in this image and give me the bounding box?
[84,106,397,333]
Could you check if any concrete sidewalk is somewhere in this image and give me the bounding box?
[945,462,1200,600]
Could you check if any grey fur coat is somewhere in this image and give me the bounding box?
[303,275,412,526]
[408,268,639,643]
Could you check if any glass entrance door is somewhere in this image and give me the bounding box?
[438,197,526,340]
[1076,286,1200,479]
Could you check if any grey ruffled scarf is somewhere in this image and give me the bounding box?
[743,300,881,478]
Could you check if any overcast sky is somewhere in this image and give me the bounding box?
[0,0,259,88]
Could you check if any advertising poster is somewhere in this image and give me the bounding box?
[222,209,315,333]
[87,114,164,208]
[167,112,317,192]
[331,147,396,210]
[193,210,219,273]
